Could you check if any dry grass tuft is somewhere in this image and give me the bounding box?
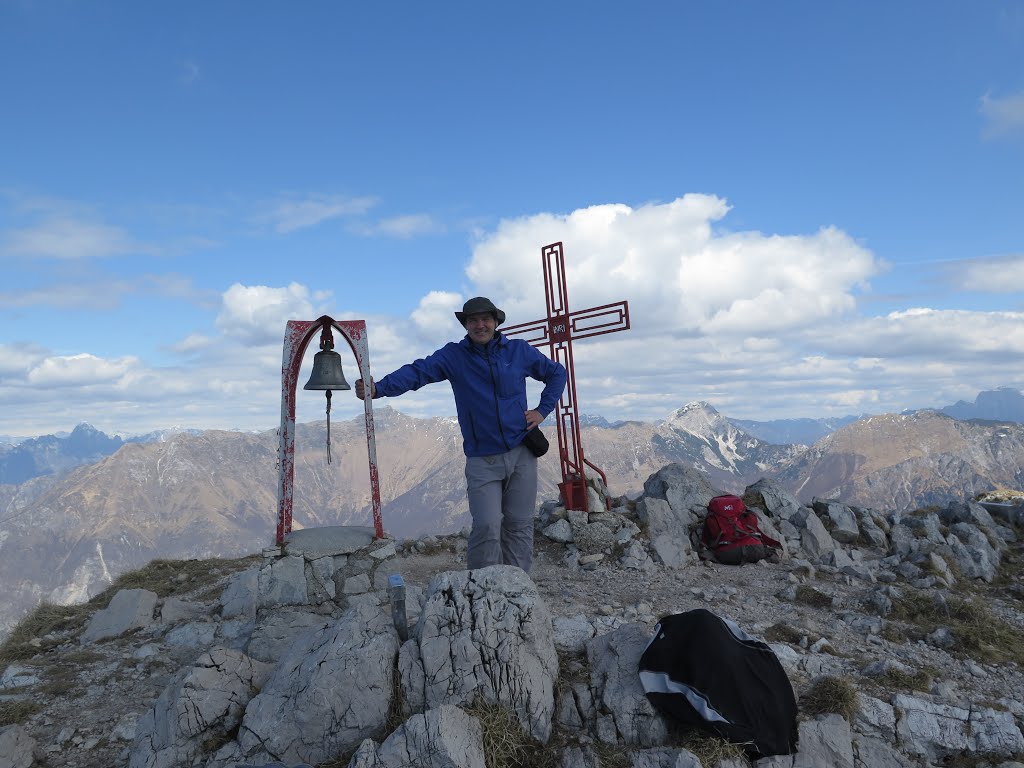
[794,585,834,609]
[679,729,749,765]
[880,666,934,692]
[889,590,1024,665]
[384,664,407,735]
[763,622,805,645]
[87,554,260,608]
[940,750,1024,767]
[800,676,859,721]
[0,699,42,727]
[466,699,559,768]
[584,741,632,768]
[0,554,259,665]
[0,603,93,663]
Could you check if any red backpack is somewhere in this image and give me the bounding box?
[701,495,781,553]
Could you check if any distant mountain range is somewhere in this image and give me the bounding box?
[5,388,1022,487]
[938,386,1024,422]
[773,410,1024,510]
[3,393,1024,641]
[0,425,205,485]
[0,424,125,485]
[727,415,862,446]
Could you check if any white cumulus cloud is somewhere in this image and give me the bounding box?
[465,196,882,339]
[216,282,327,345]
[26,353,140,387]
[410,291,463,344]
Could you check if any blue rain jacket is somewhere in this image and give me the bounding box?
[375,332,567,457]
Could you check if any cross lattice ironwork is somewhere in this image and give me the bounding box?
[502,242,630,512]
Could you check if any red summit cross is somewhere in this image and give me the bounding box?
[502,242,630,512]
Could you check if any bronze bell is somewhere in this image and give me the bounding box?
[304,349,351,391]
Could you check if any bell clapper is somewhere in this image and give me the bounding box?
[325,390,332,464]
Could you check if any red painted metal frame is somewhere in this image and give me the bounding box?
[502,242,630,512]
[276,315,383,544]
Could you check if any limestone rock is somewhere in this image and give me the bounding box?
[257,556,309,608]
[245,608,333,664]
[220,567,259,618]
[587,622,668,747]
[794,510,836,561]
[81,588,158,644]
[745,478,804,520]
[0,665,40,690]
[813,499,860,544]
[409,565,558,742]
[942,522,1001,581]
[894,693,1024,759]
[129,647,272,768]
[939,500,997,530]
[792,714,854,768]
[0,724,35,768]
[852,735,906,768]
[232,602,400,765]
[642,463,716,521]
[553,614,596,654]
[854,694,896,739]
[347,705,486,768]
[542,519,574,544]
[629,747,702,767]
[636,496,696,568]
[159,596,204,624]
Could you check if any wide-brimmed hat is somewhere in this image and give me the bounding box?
[455,296,506,327]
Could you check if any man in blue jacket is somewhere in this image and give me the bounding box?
[355,296,567,573]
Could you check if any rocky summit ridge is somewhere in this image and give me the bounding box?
[2,464,1023,768]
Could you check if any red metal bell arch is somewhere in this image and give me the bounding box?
[276,315,383,544]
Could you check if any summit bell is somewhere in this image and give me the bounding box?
[304,349,351,391]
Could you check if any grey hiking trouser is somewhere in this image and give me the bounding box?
[464,444,538,573]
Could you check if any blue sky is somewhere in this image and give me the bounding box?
[1,1,1023,438]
